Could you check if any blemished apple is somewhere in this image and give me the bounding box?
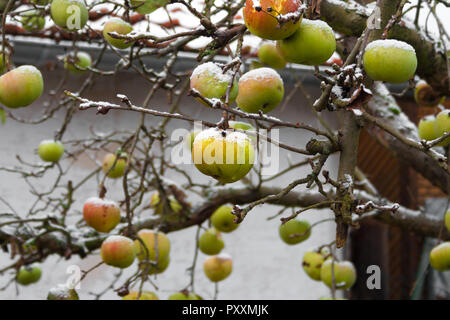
[47,286,79,300]
[16,263,42,285]
[414,81,445,108]
[130,0,169,14]
[102,153,127,179]
[50,0,89,31]
[434,109,450,146]
[192,128,256,184]
[210,205,239,233]
[122,291,159,300]
[100,235,136,268]
[0,65,43,109]
[190,62,238,105]
[134,229,171,262]
[199,228,225,255]
[203,254,233,282]
[38,140,64,162]
[429,242,450,271]
[150,192,182,215]
[243,0,302,40]
[21,10,45,32]
[445,210,450,232]
[418,115,439,142]
[168,290,201,300]
[302,251,324,281]
[320,260,357,290]
[258,43,287,69]
[64,51,92,74]
[83,197,121,233]
[277,19,336,66]
[236,67,284,114]
[103,18,134,49]
[363,39,417,83]
[279,219,311,245]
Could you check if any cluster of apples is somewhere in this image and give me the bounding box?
[302,248,357,291]
[429,210,450,272]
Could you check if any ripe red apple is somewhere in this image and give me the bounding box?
[0,65,43,109]
[258,43,287,69]
[429,242,450,271]
[134,229,171,262]
[122,291,159,300]
[199,228,225,255]
[210,205,239,233]
[83,197,121,233]
[203,254,233,282]
[102,153,127,179]
[279,219,311,245]
[414,81,445,108]
[320,260,357,290]
[277,19,336,66]
[100,235,136,268]
[16,263,42,285]
[38,140,64,162]
[47,286,79,300]
[363,39,417,83]
[192,128,256,183]
[64,51,92,74]
[243,0,302,40]
[21,10,45,32]
[236,67,284,114]
[50,0,88,31]
[103,18,134,49]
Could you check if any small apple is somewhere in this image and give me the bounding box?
[103,18,134,49]
[258,43,287,69]
[445,210,450,232]
[38,140,64,162]
[21,10,45,32]
[429,242,450,271]
[47,286,79,300]
[64,51,92,74]
[130,0,169,14]
[210,205,239,233]
[140,255,170,275]
[199,228,225,255]
[16,263,42,285]
[279,219,311,245]
[134,229,171,262]
[0,65,43,109]
[168,290,201,300]
[418,115,439,141]
[277,19,336,66]
[243,0,302,40]
[363,39,417,83]
[190,62,238,105]
[414,81,445,108]
[101,235,136,268]
[150,192,182,215]
[320,260,357,290]
[102,153,127,179]
[122,291,159,300]
[236,67,284,114]
[50,0,89,31]
[203,254,233,282]
[83,197,121,233]
[434,109,450,146]
[192,128,256,184]
[302,251,324,281]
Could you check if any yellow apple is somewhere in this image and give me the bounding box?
[134,229,170,262]
[203,254,233,282]
[123,291,159,300]
[210,205,239,233]
[418,115,439,141]
[429,242,450,271]
[302,251,324,281]
[434,109,450,146]
[320,260,357,290]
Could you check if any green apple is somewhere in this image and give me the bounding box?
[64,51,92,74]
[320,260,357,290]
[434,109,450,146]
[168,291,201,300]
[21,10,45,32]
[302,251,324,281]
[83,197,121,233]
[47,286,79,300]
[236,67,284,114]
[134,229,171,262]
[190,62,238,105]
[192,128,255,184]
[277,19,336,66]
[414,81,445,108]
[363,39,417,83]
[0,65,43,109]
[103,18,134,49]
[445,210,450,232]
[203,254,232,282]
[50,0,89,31]
[210,205,239,233]
[258,43,286,69]
[38,140,64,162]
[130,0,169,14]
[102,152,127,179]
[418,115,439,141]
[199,228,224,255]
[101,235,136,269]
[429,242,450,271]
[279,219,311,245]
[123,291,159,300]
[16,263,42,285]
